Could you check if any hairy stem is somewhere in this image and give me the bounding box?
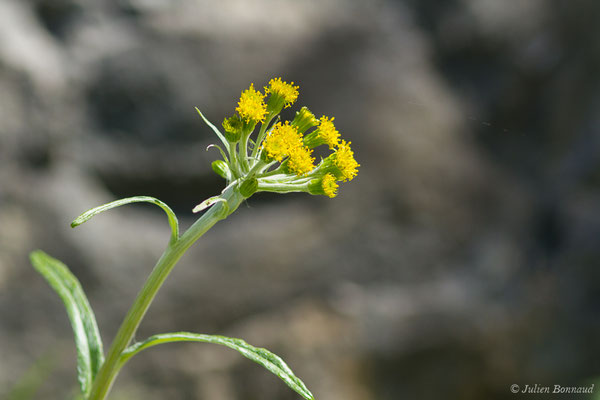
[87,187,245,400]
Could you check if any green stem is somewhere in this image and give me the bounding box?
[87,187,245,400]
[229,143,242,179]
[251,114,276,161]
[257,165,285,178]
[256,180,310,194]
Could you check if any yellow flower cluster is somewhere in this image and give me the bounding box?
[299,114,358,184]
[262,121,302,162]
[261,122,316,176]
[205,77,359,199]
[286,145,315,176]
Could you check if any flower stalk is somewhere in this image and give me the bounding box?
[88,186,244,400]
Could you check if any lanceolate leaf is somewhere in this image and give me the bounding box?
[29,251,104,396]
[195,107,231,155]
[120,332,315,400]
[70,196,179,243]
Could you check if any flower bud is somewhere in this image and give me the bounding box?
[222,115,243,143]
[212,160,231,180]
[239,177,258,197]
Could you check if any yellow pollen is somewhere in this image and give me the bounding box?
[261,121,302,162]
[236,83,267,122]
[322,174,339,198]
[287,145,315,176]
[334,140,359,182]
[265,78,299,107]
[317,116,340,149]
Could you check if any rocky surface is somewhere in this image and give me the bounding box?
[1,0,599,399]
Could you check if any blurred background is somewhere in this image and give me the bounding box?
[1,0,599,399]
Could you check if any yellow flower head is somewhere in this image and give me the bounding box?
[316,116,340,149]
[261,121,302,162]
[321,173,339,198]
[308,173,339,198]
[236,83,267,123]
[286,145,315,176]
[222,115,243,142]
[292,106,319,134]
[302,115,340,149]
[265,77,300,115]
[332,140,359,181]
[266,78,299,107]
[261,132,288,162]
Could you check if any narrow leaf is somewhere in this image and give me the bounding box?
[207,144,229,164]
[120,332,315,400]
[29,251,104,396]
[195,107,231,154]
[71,196,179,243]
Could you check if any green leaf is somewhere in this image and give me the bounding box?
[195,107,231,154]
[29,251,104,396]
[207,144,230,165]
[120,332,315,400]
[70,196,179,243]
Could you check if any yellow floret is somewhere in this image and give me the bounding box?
[261,121,302,162]
[262,132,288,162]
[286,145,315,176]
[236,83,267,122]
[292,106,319,134]
[222,115,243,142]
[334,140,359,181]
[265,77,299,108]
[317,116,340,149]
[322,173,339,198]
